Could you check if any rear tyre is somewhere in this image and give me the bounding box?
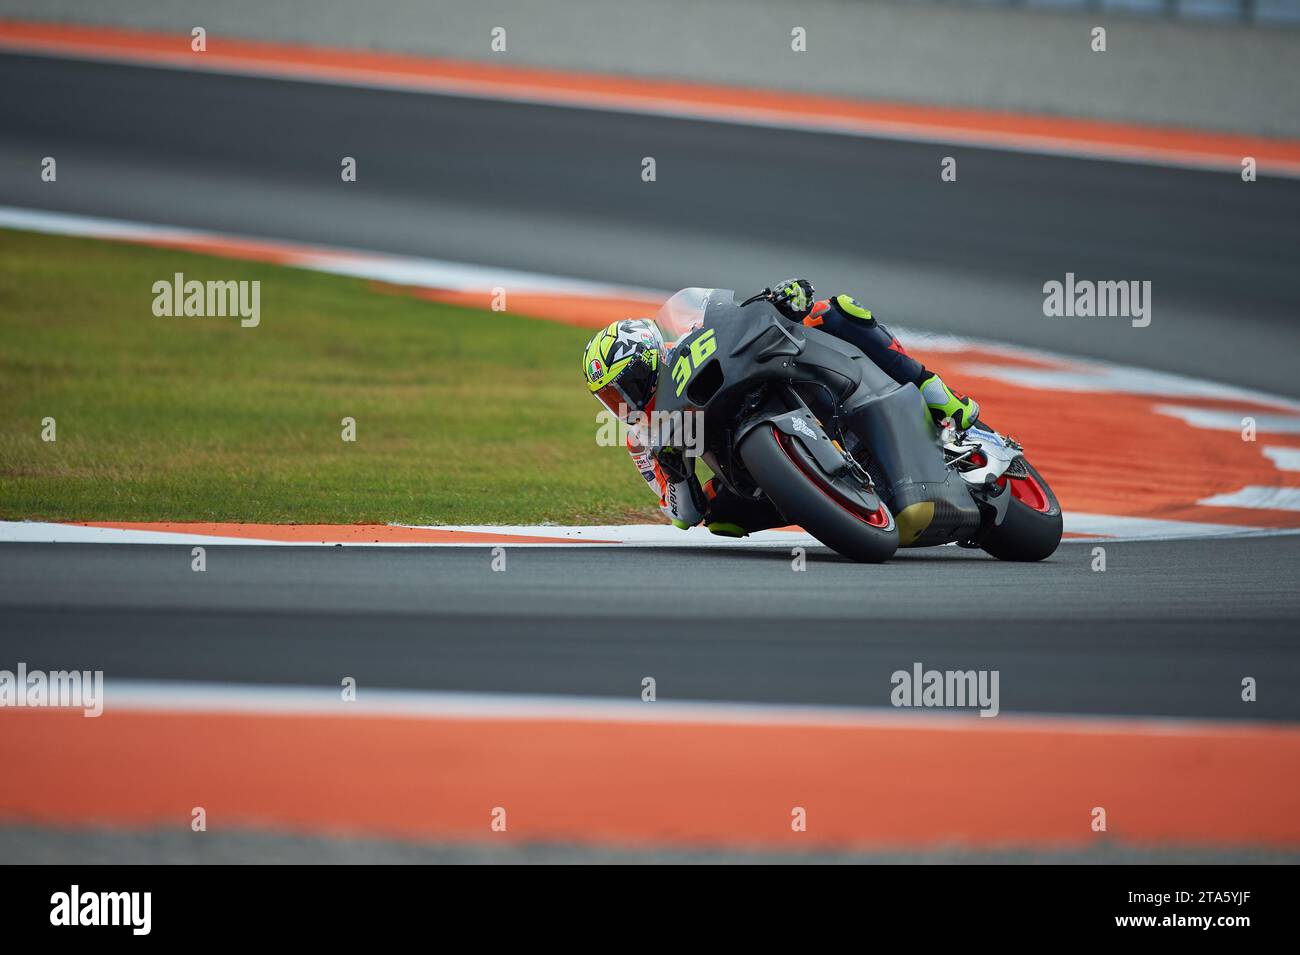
[738,425,898,563]
[979,460,1063,562]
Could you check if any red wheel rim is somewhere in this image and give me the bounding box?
[776,430,891,527]
[862,502,892,527]
[998,471,1051,513]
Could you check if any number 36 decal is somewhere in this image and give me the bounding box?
[671,329,718,396]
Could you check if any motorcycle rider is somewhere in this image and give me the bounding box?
[581,279,980,536]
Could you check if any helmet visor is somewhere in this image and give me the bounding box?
[595,355,656,422]
[594,381,633,422]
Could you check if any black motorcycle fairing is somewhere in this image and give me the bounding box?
[650,293,892,502]
[652,293,897,451]
[649,288,978,544]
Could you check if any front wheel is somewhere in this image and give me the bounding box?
[979,460,1063,561]
[738,425,899,563]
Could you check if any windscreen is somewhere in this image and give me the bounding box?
[652,287,734,341]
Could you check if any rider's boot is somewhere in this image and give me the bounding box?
[703,480,785,537]
[918,374,980,430]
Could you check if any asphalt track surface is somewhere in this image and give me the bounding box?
[2,537,1298,722]
[1,53,1299,393]
[1,53,1298,728]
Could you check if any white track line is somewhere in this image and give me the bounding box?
[1154,406,1300,434]
[84,678,1294,738]
[1199,486,1300,512]
[959,363,1297,411]
[0,206,662,301]
[1264,447,1300,471]
[3,517,1294,547]
[1059,513,1296,542]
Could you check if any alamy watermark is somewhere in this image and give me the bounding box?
[50,885,150,935]
[597,406,705,457]
[891,662,999,717]
[152,272,260,327]
[1043,273,1150,328]
[0,663,103,717]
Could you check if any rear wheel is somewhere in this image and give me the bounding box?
[738,425,899,563]
[979,460,1062,561]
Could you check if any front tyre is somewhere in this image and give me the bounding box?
[979,460,1063,562]
[738,425,899,563]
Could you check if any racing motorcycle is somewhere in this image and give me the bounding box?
[650,288,1063,563]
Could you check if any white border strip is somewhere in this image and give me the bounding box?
[90,678,1294,739]
[0,520,816,548]
[0,205,662,300]
[3,515,1295,546]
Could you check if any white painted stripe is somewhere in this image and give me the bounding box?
[10,522,284,546]
[959,363,1300,410]
[423,518,1300,543]
[90,679,1290,738]
[4,518,1294,547]
[0,205,663,300]
[1263,447,1300,471]
[1061,512,1295,541]
[0,520,816,548]
[1199,486,1300,512]
[0,522,298,547]
[421,523,818,547]
[1154,405,1300,434]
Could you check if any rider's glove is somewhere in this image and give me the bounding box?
[770,278,815,320]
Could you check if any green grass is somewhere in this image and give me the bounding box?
[0,228,662,524]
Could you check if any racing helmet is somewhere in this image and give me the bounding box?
[582,318,664,423]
